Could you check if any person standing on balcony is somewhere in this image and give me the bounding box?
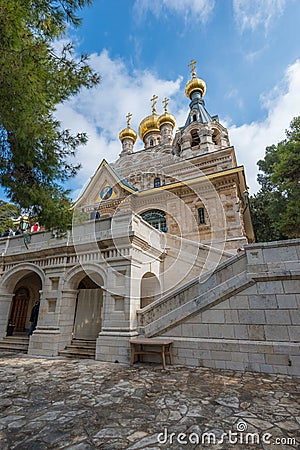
[31,222,40,232]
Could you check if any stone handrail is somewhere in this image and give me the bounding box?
[137,250,247,328]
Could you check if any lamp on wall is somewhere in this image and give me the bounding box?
[20,216,30,232]
[242,189,249,214]
[243,189,249,202]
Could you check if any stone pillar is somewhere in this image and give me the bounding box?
[220,131,229,147]
[28,288,78,357]
[181,134,193,157]
[0,291,14,338]
[58,289,79,346]
[200,127,213,152]
[96,267,139,363]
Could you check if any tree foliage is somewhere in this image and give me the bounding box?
[0,200,20,234]
[0,0,99,230]
[250,117,300,242]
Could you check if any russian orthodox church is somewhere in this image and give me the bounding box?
[74,61,254,250]
[0,62,257,364]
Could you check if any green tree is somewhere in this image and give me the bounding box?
[0,0,99,230]
[0,200,20,235]
[250,117,300,242]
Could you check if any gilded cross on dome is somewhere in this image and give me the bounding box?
[162,97,169,112]
[150,94,158,114]
[126,112,132,127]
[188,59,197,77]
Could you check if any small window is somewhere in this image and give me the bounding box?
[198,207,205,224]
[193,114,197,122]
[149,139,154,147]
[154,177,161,188]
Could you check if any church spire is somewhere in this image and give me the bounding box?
[184,59,212,127]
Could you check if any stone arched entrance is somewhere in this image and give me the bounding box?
[140,272,161,308]
[73,275,104,340]
[7,272,42,335]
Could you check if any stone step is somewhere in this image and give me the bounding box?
[0,339,29,353]
[3,336,29,343]
[137,253,250,337]
[59,348,96,359]
[71,339,96,348]
[58,339,96,359]
[59,352,95,360]
[62,346,96,354]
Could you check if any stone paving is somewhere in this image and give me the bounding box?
[0,353,299,450]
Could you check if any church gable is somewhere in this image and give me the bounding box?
[73,159,137,209]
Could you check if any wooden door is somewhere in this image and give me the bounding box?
[9,288,30,332]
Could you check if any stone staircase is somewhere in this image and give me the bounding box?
[0,335,29,353]
[59,339,96,359]
[137,252,249,337]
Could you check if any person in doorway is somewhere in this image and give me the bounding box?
[28,301,40,336]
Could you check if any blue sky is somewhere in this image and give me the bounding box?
[54,0,300,199]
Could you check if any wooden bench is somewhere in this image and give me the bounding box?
[129,337,173,369]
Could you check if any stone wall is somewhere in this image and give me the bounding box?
[139,239,300,375]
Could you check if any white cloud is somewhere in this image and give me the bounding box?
[233,0,288,32]
[56,50,183,198]
[228,59,300,193]
[133,0,215,24]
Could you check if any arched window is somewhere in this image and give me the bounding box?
[141,209,167,231]
[149,139,154,147]
[191,130,200,147]
[154,177,161,188]
[193,114,197,122]
[212,129,221,146]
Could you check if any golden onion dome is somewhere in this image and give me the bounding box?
[138,113,160,141]
[185,76,206,98]
[158,112,176,129]
[119,127,137,143]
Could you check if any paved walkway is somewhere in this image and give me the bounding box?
[0,353,299,450]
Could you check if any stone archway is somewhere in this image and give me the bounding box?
[140,272,161,308]
[73,274,104,340]
[6,270,43,336]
